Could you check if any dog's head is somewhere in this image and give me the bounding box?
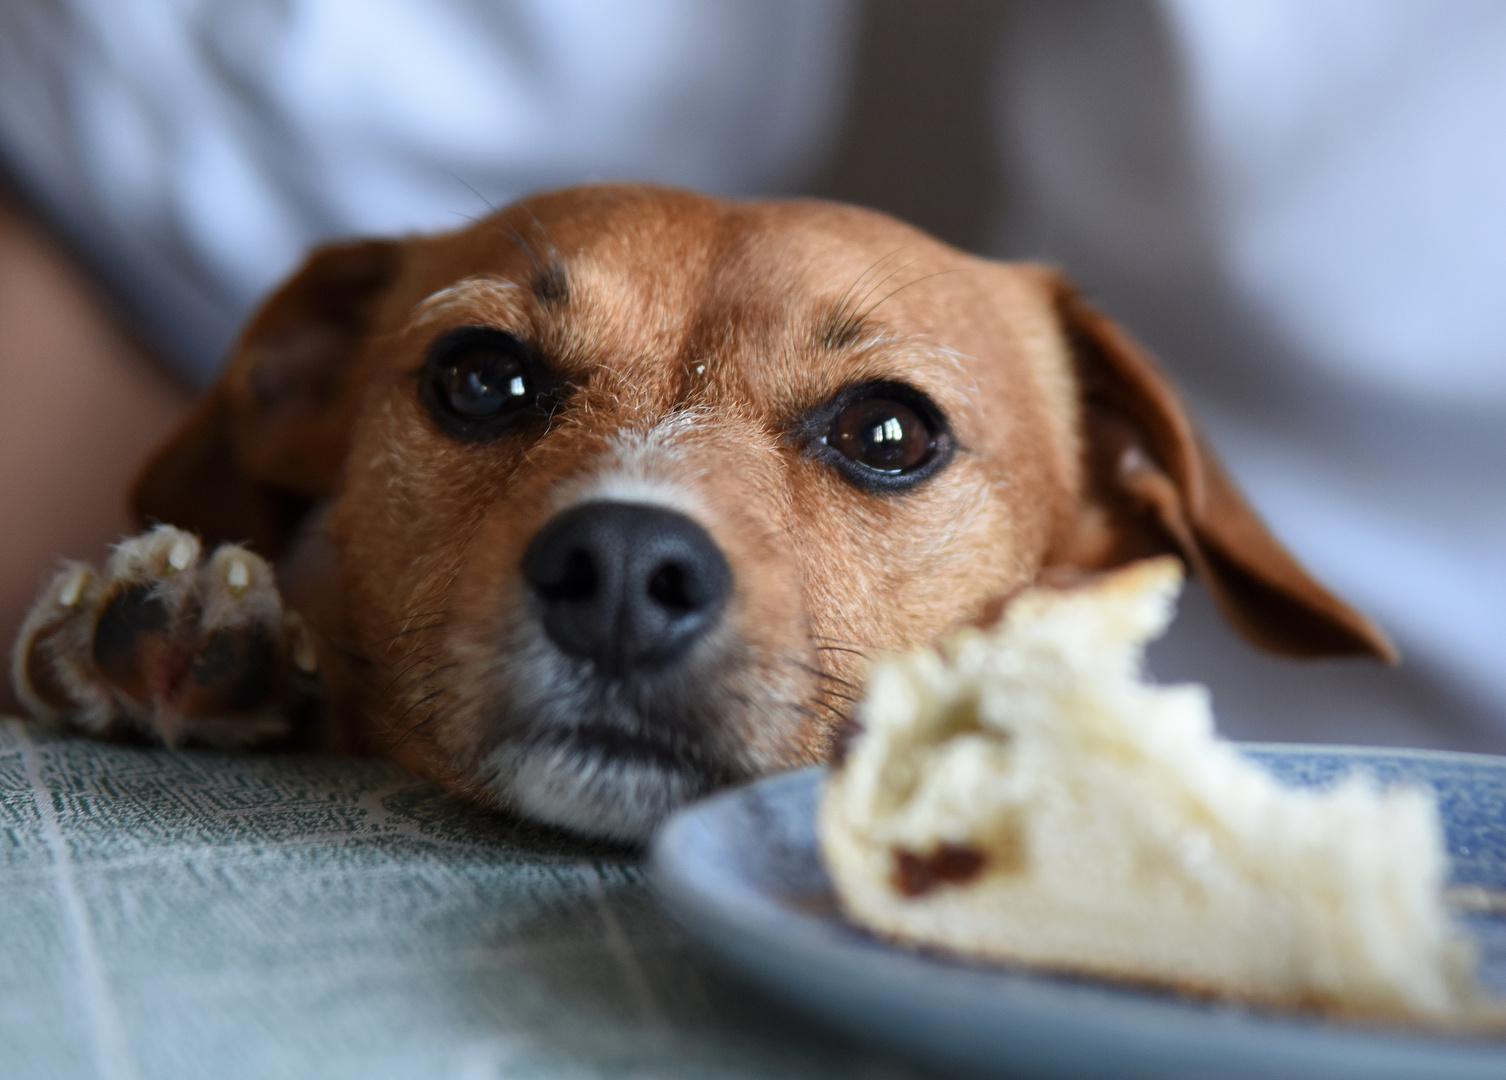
[134,185,1392,840]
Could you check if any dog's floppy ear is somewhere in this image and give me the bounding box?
[133,239,404,556]
[1048,275,1396,661]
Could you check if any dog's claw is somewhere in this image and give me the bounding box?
[9,527,323,750]
[57,566,90,609]
[167,535,195,572]
[226,556,250,595]
[12,562,112,731]
[289,616,319,674]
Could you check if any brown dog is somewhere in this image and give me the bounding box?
[11,184,1393,840]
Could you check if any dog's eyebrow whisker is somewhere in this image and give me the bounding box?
[448,172,499,215]
[837,246,909,318]
[824,246,910,348]
[496,208,568,305]
[522,205,564,269]
[503,220,536,262]
[846,258,918,328]
[834,269,913,346]
[853,266,974,327]
[828,253,885,331]
[827,256,926,349]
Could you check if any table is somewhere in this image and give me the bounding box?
[0,718,927,1079]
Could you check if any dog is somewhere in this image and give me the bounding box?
[11,184,1394,841]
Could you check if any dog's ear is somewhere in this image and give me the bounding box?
[1047,275,1396,661]
[133,239,404,556]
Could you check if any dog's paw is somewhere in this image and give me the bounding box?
[11,525,323,749]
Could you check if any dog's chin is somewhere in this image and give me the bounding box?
[488,733,710,843]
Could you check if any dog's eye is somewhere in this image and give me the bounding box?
[441,346,529,418]
[435,335,531,418]
[421,327,544,438]
[829,398,933,473]
[812,382,953,491]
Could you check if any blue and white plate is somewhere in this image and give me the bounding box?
[650,746,1506,1080]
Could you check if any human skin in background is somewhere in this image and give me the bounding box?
[0,193,192,712]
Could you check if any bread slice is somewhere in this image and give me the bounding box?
[820,558,1500,1026]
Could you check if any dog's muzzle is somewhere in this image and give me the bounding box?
[486,499,740,841]
[521,500,731,677]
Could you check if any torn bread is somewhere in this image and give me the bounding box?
[820,558,1500,1026]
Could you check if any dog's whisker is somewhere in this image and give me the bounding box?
[448,172,500,216]
[813,644,875,660]
[776,655,861,691]
[826,246,911,347]
[365,609,454,630]
[816,688,861,705]
[521,205,561,262]
[847,257,917,325]
[792,699,852,731]
[854,266,974,325]
[810,669,861,691]
[810,633,879,648]
[379,650,446,699]
[828,254,883,334]
[831,267,914,345]
[379,663,458,734]
[388,636,447,666]
[364,620,449,649]
[388,690,444,747]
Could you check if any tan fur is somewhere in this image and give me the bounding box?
[118,184,1391,835]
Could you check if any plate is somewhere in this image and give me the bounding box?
[649,745,1506,1080]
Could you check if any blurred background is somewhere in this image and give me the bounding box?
[1,0,1502,751]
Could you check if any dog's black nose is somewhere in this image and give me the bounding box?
[521,501,731,675]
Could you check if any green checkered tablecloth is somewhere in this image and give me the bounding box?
[0,717,922,1080]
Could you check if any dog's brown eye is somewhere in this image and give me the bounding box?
[420,327,548,439]
[829,397,934,473]
[440,345,530,418]
[808,380,953,492]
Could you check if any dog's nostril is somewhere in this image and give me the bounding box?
[538,548,598,603]
[521,500,731,674]
[646,562,693,612]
